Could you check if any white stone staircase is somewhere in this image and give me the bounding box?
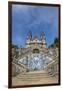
[12,70,58,86]
[14,70,49,81]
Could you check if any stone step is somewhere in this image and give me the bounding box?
[19,73,47,77]
[17,74,49,80]
[16,70,49,80]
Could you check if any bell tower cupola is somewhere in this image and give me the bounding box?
[40,32,46,48]
[26,31,32,48]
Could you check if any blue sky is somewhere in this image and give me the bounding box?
[12,4,59,48]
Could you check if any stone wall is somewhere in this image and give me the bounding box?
[12,62,27,77]
[45,58,58,77]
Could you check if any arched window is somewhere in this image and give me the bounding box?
[33,49,39,53]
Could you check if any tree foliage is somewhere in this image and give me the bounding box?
[48,37,59,48]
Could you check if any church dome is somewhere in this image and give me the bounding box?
[33,35,38,40]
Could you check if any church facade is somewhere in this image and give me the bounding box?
[26,31,46,48]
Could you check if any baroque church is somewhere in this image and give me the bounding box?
[26,31,46,48]
[12,31,59,86]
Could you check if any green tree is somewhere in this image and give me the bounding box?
[48,37,59,48]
